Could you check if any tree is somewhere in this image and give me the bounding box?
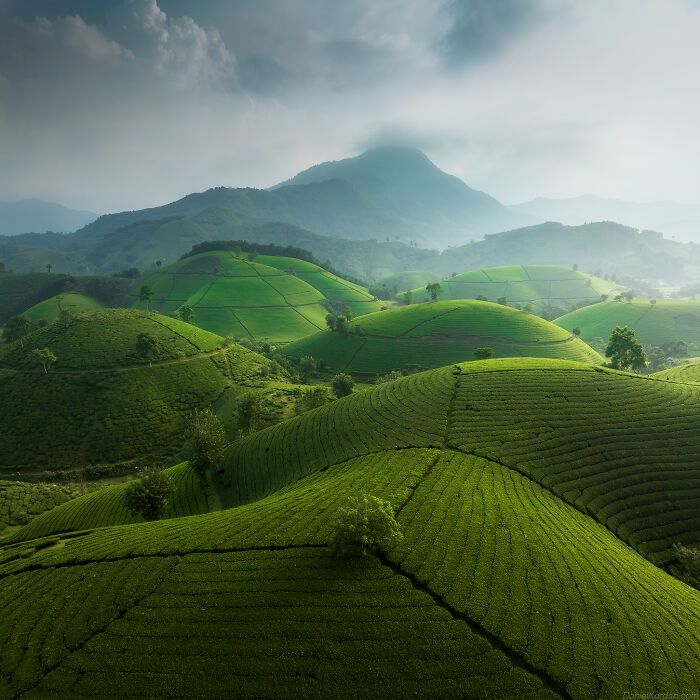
[237,392,264,435]
[497,296,507,306]
[31,348,57,374]
[375,370,403,384]
[188,407,226,478]
[600,294,609,301]
[605,326,648,371]
[523,303,534,313]
[474,347,493,360]
[331,372,354,398]
[328,493,402,557]
[572,327,581,337]
[248,252,258,262]
[335,315,350,335]
[425,282,443,302]
[297,387,329,414]
[155,259,163,268]
[2,316,34,348]
[139,284,153,311]
[650,299,657,306]
[476,295,488,302]
[402,291,412,306]
[177,304,195,324]
[298,355,318,383]
[624,290,635,303]
[325,314,337,332]
[123,470,173,521]
[673,543,700,589]
[45,263,52,273]
[135,332,158,366]
[572,263,579,271]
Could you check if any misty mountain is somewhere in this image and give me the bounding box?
[0,199,97,236]
[275,146,534,245]
[511,195,700,242]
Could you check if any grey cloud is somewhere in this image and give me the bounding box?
[440,0,554,65]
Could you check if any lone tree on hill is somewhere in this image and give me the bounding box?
[31,348,57,374]
[45,263,52,273]
[497,296,507,306]
[328,493,403,557]
[139,284,153,311]
[2,316,35,348]
[403,291,412,306]
[474,347,494,360]
[188,407,226,478]
[572,327,581,337]
[331,372,354,398]
[476,294,488,301]
[425,282,443,302]
[135,332,159,366]
[605,326,648,372]
[123,469,173,521]
[177,304,195,324]
[237,392,265,435]
[155,259,162,268]
[298,355,318,383]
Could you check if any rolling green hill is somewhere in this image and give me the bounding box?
[22,291,103,325]
[406,264,622,307]
[653,358,700,382]
[284,300,601,374]
[555,299,700,349]
[134,251,381,342]
[3,359,699,698]
[0,309,270,474]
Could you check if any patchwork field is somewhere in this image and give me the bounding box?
[3,359,699,698]
[0,309,270,474]
[406,265,623,307]
[21,291,103,325]
[284,300,602,374]
[134,251,382,342]
[556,299,700,348]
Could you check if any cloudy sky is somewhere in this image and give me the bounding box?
[0,0,699,213]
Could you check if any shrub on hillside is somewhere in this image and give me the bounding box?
[188,408,226,478]
[474,347,493,360]
[375,370,403,384]
[328,493,402,557]
[123,469,173,521]
[674,543,700,589]
[606,326,648,372]
[331,373,354,398]
[237,392,265,435]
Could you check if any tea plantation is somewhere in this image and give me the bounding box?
[4,359,698,698]
[0,309,271,474]
[406,265,623,307]
[556,299,700,348]
[22,292,103,325]
[654,358,700,382]
[134,251,382,342]
[284,300,602,374]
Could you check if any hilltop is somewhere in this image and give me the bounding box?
[405,264,622,310]
[555,299,700,349]
[0,198,96,236]
[4,359,699,698]
[22,291,103,325]
[134,250,381,342]
[0,309,270,474]
[284,300,601,375]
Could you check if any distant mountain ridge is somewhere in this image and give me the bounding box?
[0,199,97,236]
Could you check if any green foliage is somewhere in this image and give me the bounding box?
[296,386,330,414]
[134,332,159,365]
[298,355,318,383]
[474,347,493,360]
[123,469,173,521]
[30,347,57,373]
[188,408,226,478]
[237,392,265,435]
[177,304,195,324]
[605,326,648,371]
[673,543,700,589]
[2,315,35,347]
[375,370,403,384]
[425,281,443,301]
[331,372,354,398]
[328,493,402,556]
[138,284,153,310]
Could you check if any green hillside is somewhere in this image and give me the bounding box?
[0,309,270,474]
[653,357,700,382]
[284,300,601,374]
[3,359,699,698]
[555,299,700,349]
[22,291,103,324]
[134,251,381,342]
[407,264,622,308]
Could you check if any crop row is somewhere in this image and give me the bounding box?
[390,451,700,698]
[447,365,700,563]
[0,549,549,698]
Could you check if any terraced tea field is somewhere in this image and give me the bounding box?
[0,309,270,474]
[556,299,700,348]
[134,251,382,342]
[22,292,103,325]
[5,359,699,698]
[654,358,700,382]
[284,300,602,374]
[406,264,622,307]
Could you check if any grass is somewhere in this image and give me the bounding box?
[0,309,271,474]
[2,358,699,697]
[406,264,623,306]
[555,299,700,348]
[22,292,103,325]
[284,300,602,374]
[134,251,382,342]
